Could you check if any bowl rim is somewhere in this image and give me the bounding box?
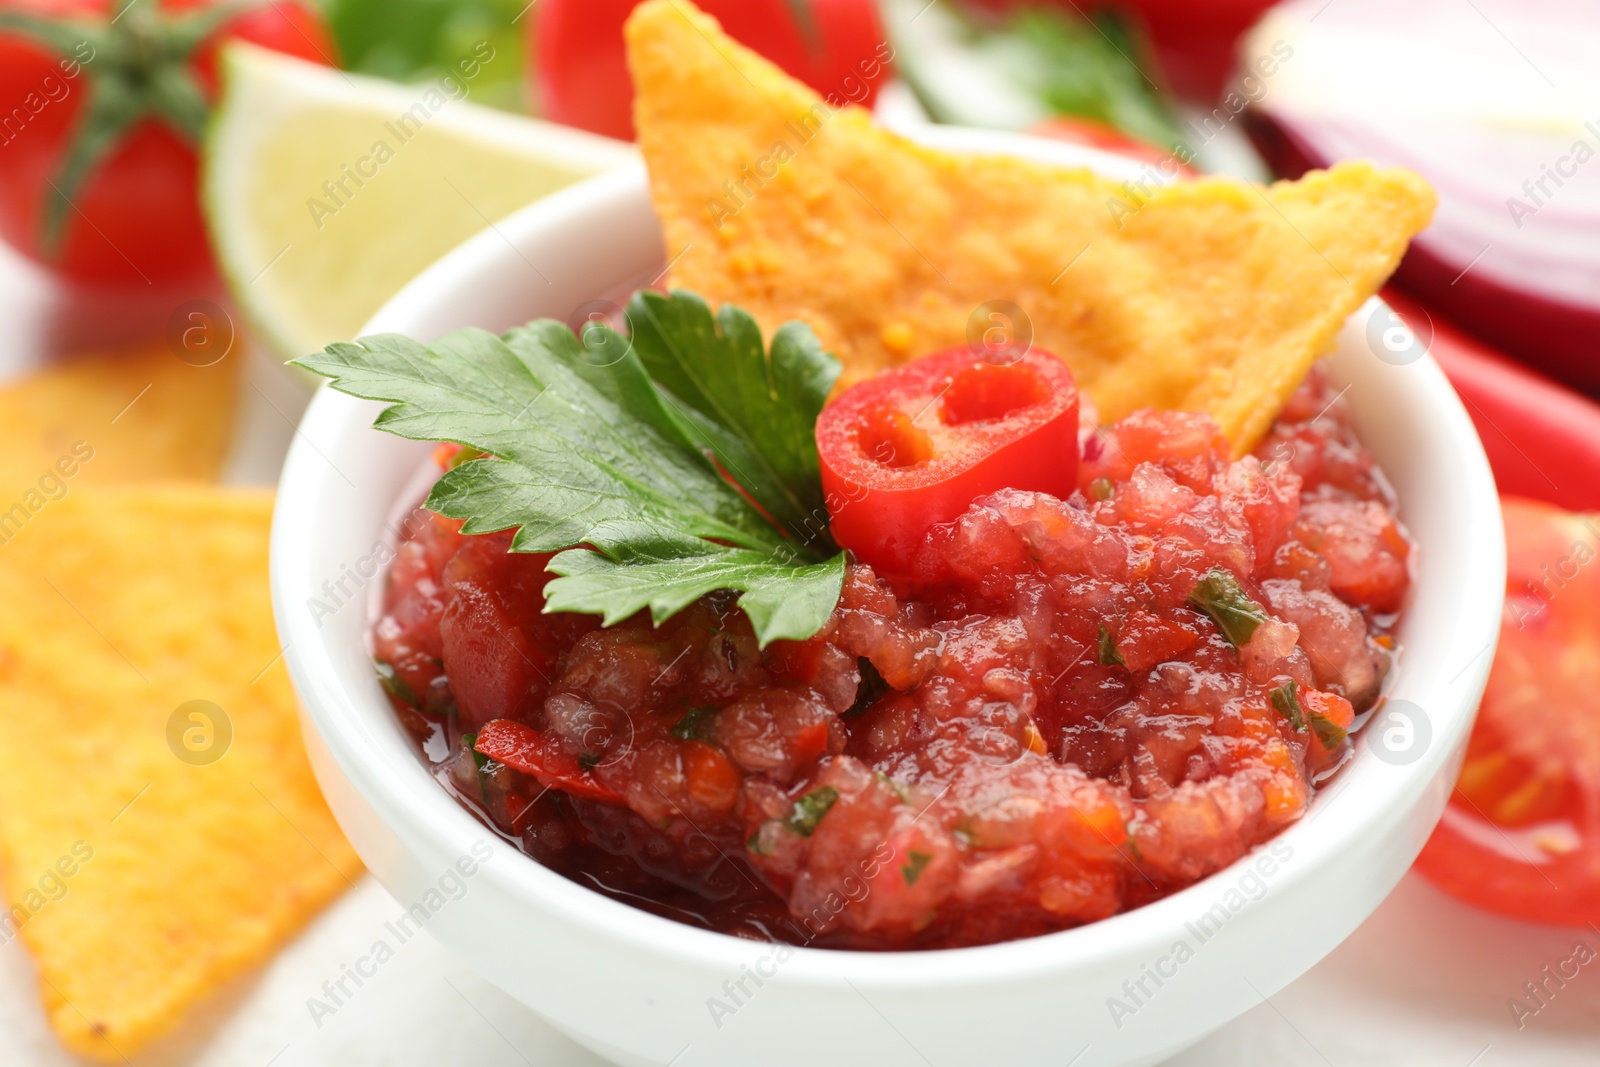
[272,127,1505,989]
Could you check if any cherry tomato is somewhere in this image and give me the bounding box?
[816,345,1080,577]
[0,0,336,285]
[532,0,892,141]
[474,719,624,804]
[1413,496,1600,926]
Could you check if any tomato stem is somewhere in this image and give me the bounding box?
[780,0,824,61]
[0,0,266,257]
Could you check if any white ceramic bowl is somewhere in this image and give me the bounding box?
[272,129,1504,1067]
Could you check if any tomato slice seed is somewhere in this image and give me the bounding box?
[1416,496,1600,925]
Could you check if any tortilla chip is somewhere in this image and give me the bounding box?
[0,486,360,1061]
[626,0,1435,455]
[0,341,238,505]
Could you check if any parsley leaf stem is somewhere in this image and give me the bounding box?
[297,288,848,646]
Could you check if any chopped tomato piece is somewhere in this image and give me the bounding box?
[816,346,1079,575]
[1115,610,1200,671]
[1299,687,1353,768]
[1415,497,1600,925]
[682,741,742,813]
[440,558,549,727]
[438,533,576,730]
[475,719,623,804]
[1292,499,1411,613]
[372,508,464,712]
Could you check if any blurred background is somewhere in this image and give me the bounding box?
[1,0,1597,1064]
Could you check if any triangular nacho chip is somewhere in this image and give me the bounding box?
[0,486,360,1061]
[626,0,1435,454]
[0,342,238,503]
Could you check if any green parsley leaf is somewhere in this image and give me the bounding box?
[1096,623,1125,666]
[669,705,720,741]
[461,732,488,771]
[1271,680,1347,748]
[1269,681,1307,732]
[374,659,416,705]
[1309,711,1348,750]
[784,785,839,837]
[544,544,846,645]
[626,290,839,544]
[1011,6,1183,150]
[895,1,1182,152]
[1187,568,1268,648]
[295,289,848,647]
[901,850,933,886]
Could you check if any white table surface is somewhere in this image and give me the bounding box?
[1,217,1594,1067]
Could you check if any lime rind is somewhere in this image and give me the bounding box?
[203,43,636,367]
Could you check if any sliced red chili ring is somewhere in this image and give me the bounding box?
[815,345,1080,575]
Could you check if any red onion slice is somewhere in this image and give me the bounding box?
[1240,0,1600,390]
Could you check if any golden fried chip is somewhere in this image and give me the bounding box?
[0,486,360,1061]
[626,0,1435,454]
[0,340,238,507]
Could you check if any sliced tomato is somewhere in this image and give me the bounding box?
[475,719,623,804]
[1414,496,1600,926]
[816,345,1079,576]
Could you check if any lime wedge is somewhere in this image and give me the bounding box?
[204,44,636,360]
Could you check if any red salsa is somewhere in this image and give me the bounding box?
[375,369,1410,950]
